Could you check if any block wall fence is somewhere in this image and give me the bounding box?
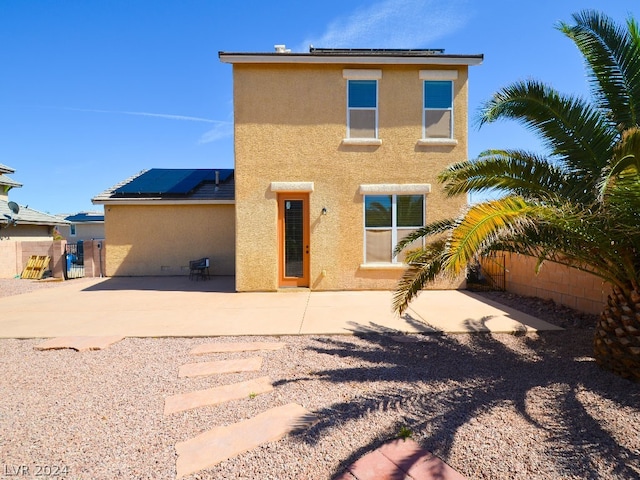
[0,239,105,279]
[502,253,612,315]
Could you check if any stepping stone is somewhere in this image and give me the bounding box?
[178,357,263,378]
[164,376,274,415]
[34,336,125,351]
[190,341,286,355]
[341,438,466,480]
[175,403,317,478]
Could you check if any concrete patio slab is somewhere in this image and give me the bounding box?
[34,335,125,351]
[406,290,563,333]
[190,341,286,355]
[178,357,263,378]
[175,402,317,478]
[0,276,562,338]
[164,376,273,415]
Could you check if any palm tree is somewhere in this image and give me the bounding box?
[393,10,640,381]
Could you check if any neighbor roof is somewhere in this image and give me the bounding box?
[0,163,22,190]
[63,212,105,223]
[0,200,69,227]
[93,168,235,205]
[219,46,483,66]
[0,174,22,189]
[0,163,15,174]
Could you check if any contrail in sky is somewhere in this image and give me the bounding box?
[64,107,217,123]
[58,106,233,143]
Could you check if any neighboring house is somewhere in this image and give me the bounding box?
[94,46,482,290]
[56,211,105,242]
[92,168,235,276]
[218,46,482,291]
[0,163,69,277]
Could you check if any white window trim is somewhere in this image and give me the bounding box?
[422,79,454,141]
[359,263,406,270]
[362,193,426,266]
[70,224,77,236]
[270,181,314,192]
[342,138,383,146]
[343,69,382,80]
[419,70,458,80]
[359,184,431,195]
[417,138,458,146]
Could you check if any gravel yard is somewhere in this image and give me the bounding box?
[1,280,639,479]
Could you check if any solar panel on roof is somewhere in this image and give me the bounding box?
[114,169,233,195]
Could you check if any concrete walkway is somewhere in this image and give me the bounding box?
[0,276,561,338]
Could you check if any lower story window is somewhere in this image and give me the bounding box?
[364,194,425,263]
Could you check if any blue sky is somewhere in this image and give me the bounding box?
[1,0,635,214]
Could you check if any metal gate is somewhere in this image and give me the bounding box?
[479,253,506,290]
[468,253,506,291]
[64,242,85,279]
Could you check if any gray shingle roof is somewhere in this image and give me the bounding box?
[0,200,69,226]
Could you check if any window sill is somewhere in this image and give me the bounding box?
[417,138,458,146]
[342,138,383,146]
[359,263,406,270]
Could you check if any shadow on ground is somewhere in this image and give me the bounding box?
[81,275,236,293]
[279,316,640,479]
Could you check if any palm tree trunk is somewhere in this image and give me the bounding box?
[594,286,640,381]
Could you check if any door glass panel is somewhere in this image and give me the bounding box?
[284,200,303,277]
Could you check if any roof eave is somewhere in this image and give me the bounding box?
[1,219,70,226]
[218,52,484,66]
[92,199,235,206]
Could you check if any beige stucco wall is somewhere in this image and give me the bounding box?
[104,203,235,276]
[233,63,469,291]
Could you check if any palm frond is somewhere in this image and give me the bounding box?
[598,127,640,199]
[393,218,456,255]
[439,150,573,201]
[393,249,447,314]
[558,10,640,129]
[444,197,537,275]
[478,79,616,177]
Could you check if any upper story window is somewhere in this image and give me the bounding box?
[70,224,76,236]
[424,81,453,138]
[343,69,382,145]
[348,80,377,138]
[419,70,458,145]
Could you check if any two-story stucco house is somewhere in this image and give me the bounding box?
[218,47,483,291]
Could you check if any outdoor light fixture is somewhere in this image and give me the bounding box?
[321,207,327,215]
